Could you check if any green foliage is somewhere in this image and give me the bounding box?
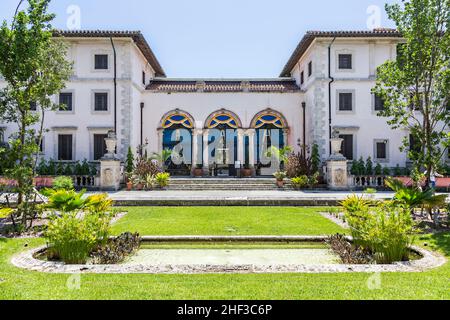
[357,157,366,175]
[43,189,86,213]
[385,177,448,214]
[364,188,377,195]
[373,0,450,180]
[291,176,308,189]
[365,157,373,175]
[52,176,74,191]
[126,146,134,174]
[285,152,314,178]
[340,194,371,215]
[273,171,287,181]
[45,210,111,264]
[265,146,293,164]
[393,164,402,176]
[0,0,72,231]
[44,191,113,264]
[374,163,382,176]
[383,166,391,176]
[346,203,416,264]
[155,172,170,188]
[150,149,172,171]
[0,207,14,219]
[91,232,140,264]
[310,144,321,174]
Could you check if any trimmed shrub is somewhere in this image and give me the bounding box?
[52,176,74,191]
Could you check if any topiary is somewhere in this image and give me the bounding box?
[382,166,391,176]
[126,146,134,174]
[357,157,366,176]
[311,144,321,174]
[374,163,382,176]
[365,157,373,175]
[52,176,74,191]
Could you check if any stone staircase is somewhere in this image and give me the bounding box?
[167,178,293,191]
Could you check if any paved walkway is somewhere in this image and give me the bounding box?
[106,190,397,206]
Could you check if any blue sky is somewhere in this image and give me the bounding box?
[0,0,398,78]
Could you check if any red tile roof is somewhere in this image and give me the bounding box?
[53,30,166,77]
[146,79,301,93]
[280,29,402,77]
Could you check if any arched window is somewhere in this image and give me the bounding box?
[159,110,194,176]
[205,111,240,129]
[162,111,194,129]
[252,110,286,129]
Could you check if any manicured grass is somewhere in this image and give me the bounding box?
[111,207,345,236]
[0,233,449,299]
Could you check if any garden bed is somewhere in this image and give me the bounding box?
[11,236,446,274]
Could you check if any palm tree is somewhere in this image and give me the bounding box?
[150,149,172,171]
[385,177,447,220]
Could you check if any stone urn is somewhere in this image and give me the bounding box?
[330,137,344,158]
[103,131,117,159]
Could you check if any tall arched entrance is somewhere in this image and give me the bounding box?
[204,110,242,177]
[251,109,288,176]
[160,110,194,176]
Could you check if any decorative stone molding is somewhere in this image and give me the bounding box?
[11,238,445,274]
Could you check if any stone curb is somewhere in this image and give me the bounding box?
[11,236,446,274]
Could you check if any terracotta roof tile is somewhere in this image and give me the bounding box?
[280,29,402,77]
[146,79,301,93]
[53,30,166,77]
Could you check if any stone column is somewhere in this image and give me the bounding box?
[237,129,245,164]
[202,129,209,176]
[283,128,289,147]
[247,129,256,176]
[326,137,349,190]
[157,129,163,154]
[100,131,122,191]
[191,129,202,175]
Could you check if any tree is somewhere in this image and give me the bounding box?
[0,0,72,229]
[373,0,450,186]
[310,143,321,174]
[125,146,134,174]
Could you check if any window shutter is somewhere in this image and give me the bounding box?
[338,54,352,69]
[339,134,354,160]
[94,93,108,111]
[339,93,352,111]
[58,135,73,161]
[94,134,108,160]
[376,142,386,159]
[95,55,108,70]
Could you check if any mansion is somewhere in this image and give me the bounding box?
[0,29,416,177]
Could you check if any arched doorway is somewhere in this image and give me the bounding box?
[160,110,194,176]
[204,110,241,177]
[251,109,288,176]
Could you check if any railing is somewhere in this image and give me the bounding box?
[349,175,388,188]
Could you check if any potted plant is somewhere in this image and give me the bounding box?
[242,164,252,177]
[145,174,156,190]
[156,172,170,189]
[134,175,145,191]
[193,164,203,177]
[273,171,287,188]
[126,173,134,191]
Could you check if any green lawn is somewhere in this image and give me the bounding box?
[0,207,449,300]
[111,206,345,236]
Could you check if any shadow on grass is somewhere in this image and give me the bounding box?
[419,232,450,256]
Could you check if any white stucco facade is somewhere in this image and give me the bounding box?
[0,29,424,177]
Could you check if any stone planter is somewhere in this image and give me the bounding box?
[193,168,203,177]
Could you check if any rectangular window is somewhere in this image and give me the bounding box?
[94,54,108,70]
[339,92,353,111]
[339,134,354,160]
[374,94,385,111]
[338,54,352,69]
[30,101,37,111]
[300,71,304,85]
[59,92,73,111]
[94,92,108,111]
[35,137,44,153]
[409,134,421,154]
[93,134,108,160]
[58,134,73,161]
[376,141,387,160]
[308,61,312,77]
